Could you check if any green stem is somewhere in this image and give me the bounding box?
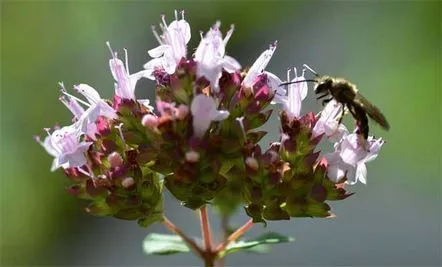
[215,219,254,258]
[161,215,205,259]
[199,205,213,253]
[199,205,216,267]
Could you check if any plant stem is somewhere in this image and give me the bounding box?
[199,205,214,253]
[215,218,254,254]
[199,205,217,266]
[161,215,204,259]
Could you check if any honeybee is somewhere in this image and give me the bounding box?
[281,65,390,139]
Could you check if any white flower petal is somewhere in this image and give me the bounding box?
[242,44,276,88]
[222,56,241,73]
[148,45,170,58]
[355,163,367,184]
[74,84,101,105]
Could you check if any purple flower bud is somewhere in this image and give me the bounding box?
[142,114,159,128]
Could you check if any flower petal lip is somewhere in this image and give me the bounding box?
[38,125,92,171]
[242,42,277,88]
[190,94,229,137]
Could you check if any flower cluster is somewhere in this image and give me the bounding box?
[37,11,384,226]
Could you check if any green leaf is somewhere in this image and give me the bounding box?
[222,232,294,256]
[142,233,191,255]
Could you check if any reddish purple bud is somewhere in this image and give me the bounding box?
[142,114,159,128]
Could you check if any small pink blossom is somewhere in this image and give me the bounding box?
[108,152,124,168]
[278,67,308,120]
[312,100,349,142]
[144,10,191,78]
[325,133,384,184]
[107,43,149,100]
[190,94,229,138]
[194,22,241,92]
[38,125,92,171]
[142,114,159,128]
[60,83,117,139]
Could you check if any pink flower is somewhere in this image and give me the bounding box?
[144,10,191,78]
[38,125,92,171]
[107,43,149,100]
[60,83,117,139]
[242,43,284,100]
[312,100,349,142]
[194,22,241,92]
[278,67,308,120]
[325,133,384,184]
[190,94,229,138]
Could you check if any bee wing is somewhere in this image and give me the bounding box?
[354,93,390,130]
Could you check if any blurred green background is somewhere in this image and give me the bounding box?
[1,1,440,266]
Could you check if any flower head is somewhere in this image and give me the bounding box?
[37,125,92,171]
[144,10,191,78]
[278,67,308,120]
[37,10,386,226]
[194,22,241,92]
[312,100,349,141]
[107,43,148,100]
[325,133,384,184]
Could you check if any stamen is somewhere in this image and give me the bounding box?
[303,64,319,77]
[106,41,116,59]
[236,117,247,139]
[151,25,163,45]
[33,135,41,143]
[161,14,168,28]
[286,68,291,82]
[293,67,298,78]
[123,48,130,74]
[213,21,221,30]
[61,87,90,107]
[44,127,52,136]
[77,167,91,177]
[180,10,185,19]
[223,24,235,46]
[115,123,126,148]
[174,10,178,21]
[199,31,204,39]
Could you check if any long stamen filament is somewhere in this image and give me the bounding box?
[60,90,90,107]
[115,123,126,148]
[123,48,130,74]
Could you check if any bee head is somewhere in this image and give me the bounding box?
[314,76,333,95]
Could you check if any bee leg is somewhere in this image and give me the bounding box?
[337,104,346,124]
[321,97,334,106]
[316,93,329,100]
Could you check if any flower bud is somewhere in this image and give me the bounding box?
[107,152,123,168]
[185,150,200,163]
[142,114,158,128]
[245,156,259,170]
[121,177,135,189]
[176,104,189,120]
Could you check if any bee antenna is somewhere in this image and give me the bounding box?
[279,79,317,87]
[303,64,320,77]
